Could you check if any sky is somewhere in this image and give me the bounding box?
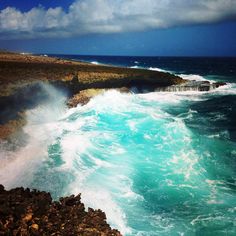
[0,0,236,56]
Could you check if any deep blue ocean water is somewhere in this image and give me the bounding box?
[53,54,236,81]
[0,56,236,235]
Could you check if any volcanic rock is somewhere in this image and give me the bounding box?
[0,185,122,236]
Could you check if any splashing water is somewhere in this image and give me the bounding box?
[1,80,236,235]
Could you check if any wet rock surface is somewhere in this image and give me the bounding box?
[155,80,227,92]
[0,185,122,236]
[67,89,106,107]
[0,52,184,138]
[67,87,131,107]
[0,52,227,137]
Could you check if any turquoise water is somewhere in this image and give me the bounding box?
[1,81,236,235]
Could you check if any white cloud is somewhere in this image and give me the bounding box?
[0,0,236,39]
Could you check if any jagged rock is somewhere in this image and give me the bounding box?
[0,185,122,236]
[155,80,227,92]
[214,82,227,88]
[67,89,106,107]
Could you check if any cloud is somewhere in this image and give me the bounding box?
[0,0,236,39]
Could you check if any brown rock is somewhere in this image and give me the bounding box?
[23,213,33,222]
[31,223,39,230]
[67,89,106,107]
[0,52,185,139]
[0,185,122,235]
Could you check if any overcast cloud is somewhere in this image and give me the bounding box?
[0,0,236,39]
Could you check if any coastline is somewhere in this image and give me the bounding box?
[0,51,184,96]
[0,52,226,139]
[0,52,186,235]
[0,52,235,235]
[0,51,184,139]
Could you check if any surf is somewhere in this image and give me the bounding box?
[1,82,236,235]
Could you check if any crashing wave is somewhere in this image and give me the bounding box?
[91,61,99,65]
[148,67,169,73]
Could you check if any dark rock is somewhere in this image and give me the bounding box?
[214,82,227,88]
[0,185,122,235]
[0,185,4,193]
[155,80,227,92]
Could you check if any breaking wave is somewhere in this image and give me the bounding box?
[0,82,236,235]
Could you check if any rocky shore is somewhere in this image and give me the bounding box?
[0,51,185,139]
[0,52,184,97]
[0,185,121,236]
[0,52,187,234]
[0,52,228,235]
[0,52,227,139]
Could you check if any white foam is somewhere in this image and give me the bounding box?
[228,207,236,213]
[191,214,226,226]
[88,89,134,114]
[1,82,235,235]
[0,125,55,188]
[0,83,67,189]
[169,145,199,180]
[148,67,168,73]
[60,134,91,169]
[0,139,48,188]
[207,199,223,204]
[139,91,205,104]
[127,120,138,132]
[179,74,208,82]
[66,161,139,235]
[75,186,131,235]
[130,66,169,73]
[91,61,99,65]
[20,52,31,55]
[130,65,141,69]
[116,175,144,201]
[210,83,236,95]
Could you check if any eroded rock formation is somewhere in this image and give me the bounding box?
[0,185,122,236]
[0,52,185,138]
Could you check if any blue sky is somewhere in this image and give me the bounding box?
[0,0,74,11]
[0,0,236,56]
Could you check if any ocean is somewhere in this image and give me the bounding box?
[1,56,236,235]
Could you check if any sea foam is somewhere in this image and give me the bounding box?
[0,81,236,235]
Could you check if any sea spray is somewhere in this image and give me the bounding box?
[0,83,68,189]
[0,74,236,235]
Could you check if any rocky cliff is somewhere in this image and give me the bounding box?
[0,52,185,139]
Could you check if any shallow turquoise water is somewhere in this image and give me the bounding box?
[1,83,236,235]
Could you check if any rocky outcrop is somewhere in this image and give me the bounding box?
[0,52,184,97]
[155,81,227,92]
[67,87,130,108]
[0,52,227,136]
[0,185,122,236]
[67,89,106,107]
[0,52,185,138]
